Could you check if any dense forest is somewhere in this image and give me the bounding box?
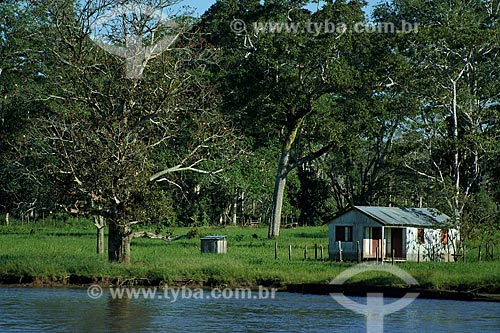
[1,0,500,262]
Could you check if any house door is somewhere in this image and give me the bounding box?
[372,227,382,256]
[391,228,404,258]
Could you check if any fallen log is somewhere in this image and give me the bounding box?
[131,231,189,242]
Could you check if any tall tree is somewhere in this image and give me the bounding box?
[319,23,417,210]
[0,1,56,219]
[381,0,500,226]
[16,0,236,263]
[202,0,367,237]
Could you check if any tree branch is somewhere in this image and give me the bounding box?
[287,142,336,173]
[131,231,189,242]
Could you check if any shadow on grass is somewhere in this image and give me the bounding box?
[0,230,96,237]
[131,239,196,248]
[293,232,328,239]
[45,232,97,237]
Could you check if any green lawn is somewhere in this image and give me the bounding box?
[0,220,499,293]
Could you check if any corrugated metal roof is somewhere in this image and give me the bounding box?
[351,206,450,227]
[200,235,227,240]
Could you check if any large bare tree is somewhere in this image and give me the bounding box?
[24,0,236,263]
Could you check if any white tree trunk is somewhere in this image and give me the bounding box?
[268,119,304,238]
[268,148,291,238]
[232,190,238,225]
[94,215,106,255]
[451,79,461,224]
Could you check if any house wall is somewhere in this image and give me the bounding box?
[328,210,381,260]
[405,227,459,262]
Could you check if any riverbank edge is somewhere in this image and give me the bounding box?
[286,283,500,302]
[1,274,500,302]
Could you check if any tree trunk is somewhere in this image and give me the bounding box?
[97,225,105,255]
[232,191,238,225]
[269,161,288,238]
[451,79,461,223]
[94,215,106,255]
[268,118,304,238]
[108,221,132,264]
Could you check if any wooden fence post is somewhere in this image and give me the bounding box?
[304,245,308,260]
[289,245,292,261]
[275,242,278,260]
[417,245,420,263]
[356,241,361,263]
[314,244,318,260]
[320,245,324,261]
[392,249,395,265]
[478,244,481,262]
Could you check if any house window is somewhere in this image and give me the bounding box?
[441,229,449,245]
[335,226,353,242]
[417,228,425,244]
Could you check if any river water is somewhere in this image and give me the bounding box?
[0,287,499,332]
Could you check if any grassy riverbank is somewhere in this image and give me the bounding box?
[0,220,499,295]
